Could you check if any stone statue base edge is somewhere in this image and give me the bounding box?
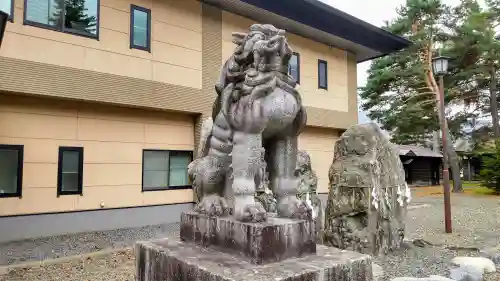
[135,237,373,281]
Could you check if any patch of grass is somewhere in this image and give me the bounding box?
[461,181,481,187]
[453,181,499,195]
[450,181,481,187]
[464,186,499,196]
[410,182,500,197]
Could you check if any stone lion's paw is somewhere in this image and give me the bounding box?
[194,195,229,217]
[235,201,267,222]
[278,196,312,220]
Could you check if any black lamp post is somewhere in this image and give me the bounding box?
[0,10,9,48]
[431,55,452,234]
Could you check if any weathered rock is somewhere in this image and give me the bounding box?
[479,245,500,266]
[451,257,496,273]
[179,212,316,264]
[449,265,484,281]
[413,238,434,248]
[324,123,411,256]
[136,237,373,281]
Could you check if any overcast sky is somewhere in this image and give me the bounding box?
[320,0,462,123]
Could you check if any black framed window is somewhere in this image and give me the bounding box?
[0,0,14,22]
[130,5,150,51]
[24,0,99,39]
[318,59,328,90]
[142,150,193,191]
[0,145,23,198]
[57,147,83,196]
[288,52,300,84]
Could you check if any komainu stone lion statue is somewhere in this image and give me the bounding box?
[323,123,411,256]
[188,24,311,222]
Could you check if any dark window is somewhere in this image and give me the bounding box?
[288,52,300,84]
[1,0,14,22]
[24,0,99,39]
[0,145,23,198]
[142,150,193,191]
[57,147,83,196]
[130,5,150,51]
[318,59,328,90]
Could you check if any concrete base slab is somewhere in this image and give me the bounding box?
[136,237,373,281]
[180,212,316,264]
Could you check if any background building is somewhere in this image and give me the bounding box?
[396,144,443,187]
[0,0,409,242]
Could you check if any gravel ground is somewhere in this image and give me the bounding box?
[0,249,135,281]
[0,222,179,266]
[0,193,499,281]
[374,194,500,281]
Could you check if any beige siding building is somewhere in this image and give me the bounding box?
[0,0,409,242]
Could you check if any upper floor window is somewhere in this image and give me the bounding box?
[24,0,99,39]
[57,147,84,196]
[288,52,300,84]
[318,59,328,90]
[0,0,14,21]
[0,145,24,198]
[142,150,192,191]
[130,5,151,52]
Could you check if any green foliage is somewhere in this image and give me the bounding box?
[360,0,446,144]
[479,139,500,194]
[360,0,500,145]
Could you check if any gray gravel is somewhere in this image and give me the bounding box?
[373,194,500,281]
[0,222,179,266]
[0,248,136,281]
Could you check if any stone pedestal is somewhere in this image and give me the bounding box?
[136,237,372,281]
[136,212,373,281]
[180,211,316,264]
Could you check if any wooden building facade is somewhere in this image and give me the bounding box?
[395,145,443,187]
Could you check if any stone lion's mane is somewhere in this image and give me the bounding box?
[212,24,304,126]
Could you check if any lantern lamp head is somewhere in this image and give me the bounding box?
[432,55,450,76]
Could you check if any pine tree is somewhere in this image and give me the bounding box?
[360,0,465,192]
[479,139,500,194]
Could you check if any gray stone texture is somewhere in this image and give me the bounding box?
[179,212,316,264]
[136,237,373,281]
[479,245,500,266]
[450,257,496,273]
[296,150,325,243]
[324,123,411,256]
[188,24,311,222]
[449,265,484,281]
